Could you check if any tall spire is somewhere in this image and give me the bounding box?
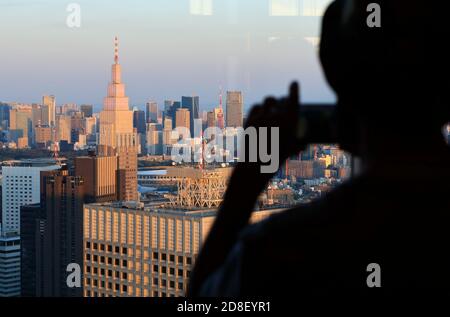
[114,36,119,64]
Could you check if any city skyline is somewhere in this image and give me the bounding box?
[0,0,335,110]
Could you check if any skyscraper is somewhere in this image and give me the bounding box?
[34,126,52,147]
[80,104,93,118]
[0,103,10,130]
[164,101,181,125]
[20,203,42,297]
[146,123,163,155]
[42,95,56,127]
[175,108,191,138]
[206,111,216,128]
[162,118,174,153]
[146,101,158,123]
[98,37,138,202]
[74,152,117,203]
[133,110,146,134]
[21,167,85,297]
[9,105,33,144]
[1,160,60,234]
[181,96,200,137]
[226,91,244,128]
[133,110,147,154]
[0,235,20,297]
[40,168,84,297]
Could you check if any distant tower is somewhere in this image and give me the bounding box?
[216,87,225,129]
[98,36,138,201]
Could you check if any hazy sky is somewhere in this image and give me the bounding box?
[0,0,335,112]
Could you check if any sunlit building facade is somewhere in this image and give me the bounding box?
[83,203,277,297]
[98,37,139,202]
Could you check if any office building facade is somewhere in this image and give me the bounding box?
[226,91,243,128]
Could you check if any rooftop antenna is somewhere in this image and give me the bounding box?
[114,36,119,64]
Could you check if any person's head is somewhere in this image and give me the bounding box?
[319,0,450,155]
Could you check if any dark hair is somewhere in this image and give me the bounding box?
[320,0,450,128]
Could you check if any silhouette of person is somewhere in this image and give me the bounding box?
[189,0,450,296]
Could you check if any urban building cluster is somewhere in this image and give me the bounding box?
[0,37,380,298]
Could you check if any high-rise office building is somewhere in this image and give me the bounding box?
[20,203,42,297]
[164,100,174,113]
[146,101,158,123]
[181,96,200,137]
[61,103,78,115]
[56,114,72,143]
[80,104,93,118]
[206,111,216,128]
[83,116,96,135]
[34,126,52,146]
[42,95,56,127]
[175,108,191,138]
[133,110,147,154]
[74,152,117,203]
[133,110,146,134]
[0,235,20,297]
[20,167,85,297]
[40,168,84,297]
[98,37,138,202]
[163,118,174,147]
[71,111,85,132]
[146,123,163,155]
[226,91,243,128]
[1,159,60,234]
[9,105,33,143]
[0,103,10,130]
[165,101,181,125]
[82,202,277,297]
[31,104,43,135]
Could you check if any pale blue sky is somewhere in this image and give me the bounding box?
[0,0,335,112]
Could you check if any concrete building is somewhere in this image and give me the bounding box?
[181,96,199,137]
[83,116,97,136]
[0,234,21,297]
[98,37,138,202]
[42,95,56,127]
[175,108,190,138]
[40,168,84,297]
[20,203,42,297]
[9,105,33,142]
[0,103,10,130]
[146,101,158,123]
[82,202,278,297]
[206,111,216,128]
[146,123,163,155]
[75,152,117,203]
[1,159,60,234]
[20,168,85,297]
[34,125,52,146]
[226,91,243,128]
[31,104,42,134]
[80,104,93,118]
[133,110,146,135]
